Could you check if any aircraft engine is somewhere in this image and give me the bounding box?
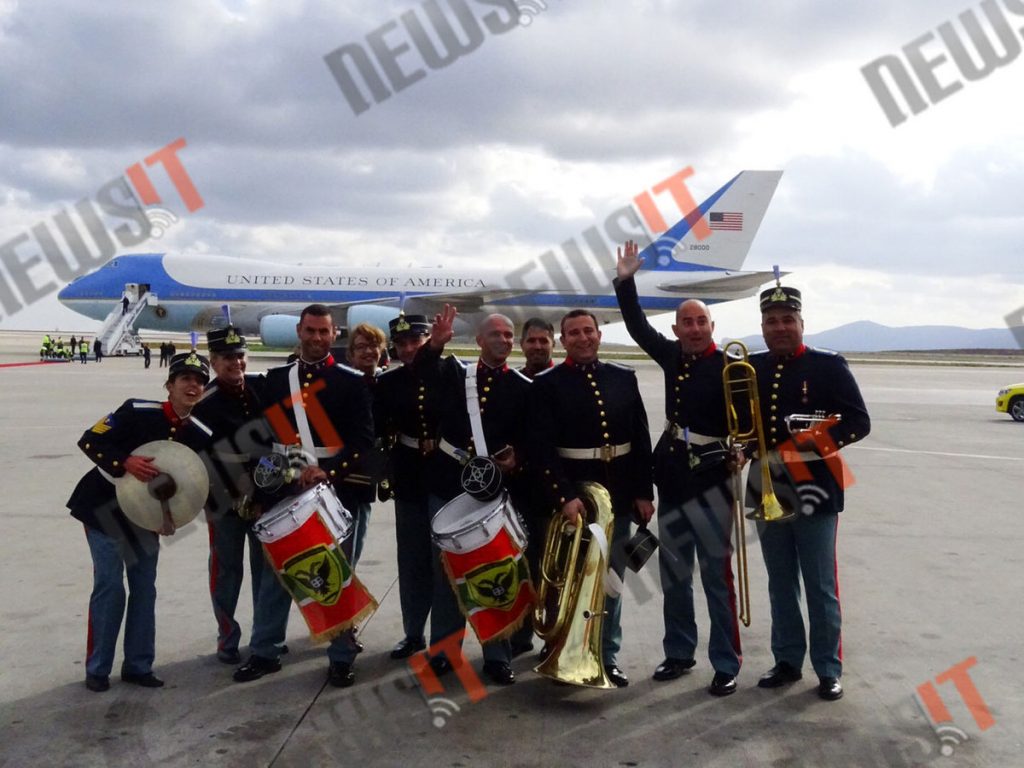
[259,314,302,348]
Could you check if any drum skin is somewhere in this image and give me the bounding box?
[430,492,525,553]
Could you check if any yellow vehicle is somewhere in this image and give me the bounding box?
[996,383,1024,422]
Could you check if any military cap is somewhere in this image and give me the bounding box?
[207,325,247,354]
[168,351,210,383]
[389,312,430,340]
[759,285,802,312]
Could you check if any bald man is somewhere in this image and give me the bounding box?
[614,240,742,697]
[412,308,532,686]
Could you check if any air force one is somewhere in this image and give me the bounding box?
[58,170,782,353]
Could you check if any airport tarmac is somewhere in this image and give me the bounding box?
[1,336,1022,768]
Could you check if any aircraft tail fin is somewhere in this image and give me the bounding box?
[638,170,782,272]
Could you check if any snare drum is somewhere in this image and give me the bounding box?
[254,483,353,547]
[431,492,534,644]
[431,492,526,553]
[254,483,375,643]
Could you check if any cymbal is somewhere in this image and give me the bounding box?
[115,440,209,532]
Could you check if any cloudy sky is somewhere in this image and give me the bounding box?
[1,0,1023,340]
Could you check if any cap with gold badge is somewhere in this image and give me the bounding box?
[389,312,430,341]
[207,325,247,354]
[168,351,211,383]
[760,267,802,312]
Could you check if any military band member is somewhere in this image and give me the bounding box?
[529,309,654,687]
[614,240,741,696]
[343,322,390,564]
[234,304,374,687]
[414,306,531,685]
[506,317,556,656]
[518,317,555,379]
[192,326,267,665]
[374,313,439,659]
[67,352,212,692]
[748,285,870,701]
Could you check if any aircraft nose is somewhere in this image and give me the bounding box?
[58,272,95,301]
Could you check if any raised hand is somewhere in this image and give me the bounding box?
[616,239,644,281]
[428,303,458,350]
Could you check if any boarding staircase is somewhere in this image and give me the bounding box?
[96,285,157,355]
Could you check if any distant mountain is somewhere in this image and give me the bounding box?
[733,320,1022,352]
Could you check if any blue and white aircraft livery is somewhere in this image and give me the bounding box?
[58,170,782,346]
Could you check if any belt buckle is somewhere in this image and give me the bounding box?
[421,439,437,455]
[600,444,614,463]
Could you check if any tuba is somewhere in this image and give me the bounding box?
[533,482,616,689]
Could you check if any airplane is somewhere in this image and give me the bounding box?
[57,170,783,351]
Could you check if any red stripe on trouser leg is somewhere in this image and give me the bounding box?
[208,521,234,645]
[84,525,95,664]
[208,522,218,596]
[834,517,842,662]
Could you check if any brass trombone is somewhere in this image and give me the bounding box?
[533,482,616,689]
[722,340,794,627]
[722,340,793,524]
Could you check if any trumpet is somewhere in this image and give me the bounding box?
[533,482,616,689]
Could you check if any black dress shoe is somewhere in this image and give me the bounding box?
[233,655,282,683]
[121,671,165,688]
[217,648,241,665]
[328,661,355,688]
[537,644,551,662]
[604,664,629,688]
[429,656,453,676]
[85,674,110,693]
[510,641,535,659]
[709,671,737,697]
[757,661,802,689]
[652,657,696,681]
[482,661,515,685]
[818,676,843,701]
[390,636,427,660]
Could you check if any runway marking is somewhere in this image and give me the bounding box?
[0,361,69,369]
[849,445,1024,462]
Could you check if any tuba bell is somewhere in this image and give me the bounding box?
[533,482,616,689]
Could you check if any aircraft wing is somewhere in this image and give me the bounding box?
[656,270,786,295]
[340,288,545,315]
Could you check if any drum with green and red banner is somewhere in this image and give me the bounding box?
[433,492,535,643]
[254,484,377,643]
